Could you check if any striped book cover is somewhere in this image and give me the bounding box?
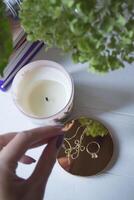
[4,0,21,17]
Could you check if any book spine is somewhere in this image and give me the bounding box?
[4,0,21,17]
[0,41,44,91]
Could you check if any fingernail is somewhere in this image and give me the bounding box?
[56,135,64,149]
[32,159,36,163]
[53,124,64,130]
[55,124,64,128]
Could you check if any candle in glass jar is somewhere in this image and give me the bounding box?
[12,60,74,125]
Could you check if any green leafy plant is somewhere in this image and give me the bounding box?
[20,0,134,73]
[0,1,13,76]
[79,117,108,137]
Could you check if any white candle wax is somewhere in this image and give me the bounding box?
[12,60,74,125]
[24,80,67,117]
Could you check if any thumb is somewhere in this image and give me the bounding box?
[28,135,64,184]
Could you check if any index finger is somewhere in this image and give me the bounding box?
[1,126,63,165]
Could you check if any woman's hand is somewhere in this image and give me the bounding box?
[0,126,64,200]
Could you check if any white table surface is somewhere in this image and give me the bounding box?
[0,47,134,200]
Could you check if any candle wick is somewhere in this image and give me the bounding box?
[45,97,49,102]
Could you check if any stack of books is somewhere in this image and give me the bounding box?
[4,0,21,17]
[0,1,44,91]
